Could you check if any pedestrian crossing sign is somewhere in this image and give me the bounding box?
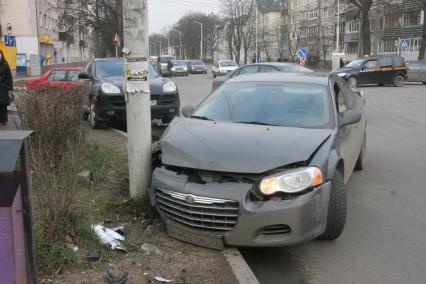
[400,39,409,48]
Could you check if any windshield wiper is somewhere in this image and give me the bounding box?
[235,121,279,126]
[191,115,215,121]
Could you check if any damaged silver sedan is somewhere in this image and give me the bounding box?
[150,73,367,249]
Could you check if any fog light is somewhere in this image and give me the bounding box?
[169,108,175,113]
[107,110,115,116]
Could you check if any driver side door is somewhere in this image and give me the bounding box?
[358,60,379,84]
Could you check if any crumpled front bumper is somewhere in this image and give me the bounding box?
[150,167,331,247]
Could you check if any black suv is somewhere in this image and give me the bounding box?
[79,58,180,128]
[332,55,407,87]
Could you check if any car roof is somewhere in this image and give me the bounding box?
[51,67,83,71]
[226,72,329,85]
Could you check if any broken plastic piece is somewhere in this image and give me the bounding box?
[154,276,173,283]
[107,270,128,284]
[140,243,162,255]
[87,248,99,262]
[92,224,126,251]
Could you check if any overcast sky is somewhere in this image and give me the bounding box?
[148,0,221,34]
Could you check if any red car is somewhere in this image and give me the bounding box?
[27,67,83,91]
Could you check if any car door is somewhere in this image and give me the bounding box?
[378,56,394,84]
[406,61,420,82]
[332,78,361,182]
[358,59,379,84]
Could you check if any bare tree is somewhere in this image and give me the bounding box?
[346,0,372,56]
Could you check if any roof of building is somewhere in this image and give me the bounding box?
[256,0,283,13]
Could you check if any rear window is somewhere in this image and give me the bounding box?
[68,71,80,81]
[393,56,405,67]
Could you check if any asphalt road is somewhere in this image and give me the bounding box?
[172,73,426,284]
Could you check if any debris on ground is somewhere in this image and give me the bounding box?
[111,225,128,236]
[77,170,92,183]
[92,224,126,251]
[140,243,162,255]
[87,248,100,262]
[106,270,129,284]
[153,276,173,283]
[142,217,154,229]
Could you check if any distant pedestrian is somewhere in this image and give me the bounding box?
[340,57,345,68]
[0,50,13,125]
[252,53,257,63]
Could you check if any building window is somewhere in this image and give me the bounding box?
[345,19,359,33]
[385,14,400,28]
[379,17,384,30]
[403,11,421,27]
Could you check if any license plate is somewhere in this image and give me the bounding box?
[151,100,157,106]
[166,221,224,250]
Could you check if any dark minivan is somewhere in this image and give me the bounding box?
[332,55,407,87]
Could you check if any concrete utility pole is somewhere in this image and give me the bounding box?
[255,1,258,62]
[336,0,340,52]
[194,20,203,60]
[172,29,182,59]
[122,0,151,199]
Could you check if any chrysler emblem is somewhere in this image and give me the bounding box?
[185,195,195,204]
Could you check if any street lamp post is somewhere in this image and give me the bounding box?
[171,29,183,59]
[167,36,170,55]
[194,20,203,60]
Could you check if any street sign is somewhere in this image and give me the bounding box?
[299,57,306,65]
[400,39,409,48]
[298,48,307,58]
[344,34,352,43]
[4,35,16,47]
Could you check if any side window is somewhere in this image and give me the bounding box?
[393,57,404,67]
[407,62,420,70]
[51,70,67,81]
[379,57,393,68]
[47,71,55,81]
[260,66,279,73]
[366,60,378,70]
[67,71,80,81]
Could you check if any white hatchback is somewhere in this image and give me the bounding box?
[212,60,238,78]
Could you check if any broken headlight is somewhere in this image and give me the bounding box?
[259,167,323,196]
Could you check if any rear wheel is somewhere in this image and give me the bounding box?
[317,171,347,240]
[347,77,358,87]
[422,82,426,85]
[393,75,404,87]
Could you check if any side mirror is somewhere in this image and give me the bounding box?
[181,106,195,118]
[78,72,91,80]
[339,110,362,128]
[351,87,364,97]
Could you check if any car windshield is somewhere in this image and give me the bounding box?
[171,60,186,66]
[191,60,204,65]
[193,82,332,129]
[95,59,158,79]
[278,65,314,72]
[345,59,366,68]
[160,56,175,63]
[95,59,124,77]
[220,61,237,67]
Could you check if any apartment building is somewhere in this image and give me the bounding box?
[0,0,90,75]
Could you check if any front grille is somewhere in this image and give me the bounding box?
[109,96,124,102]
[155,189,239,233]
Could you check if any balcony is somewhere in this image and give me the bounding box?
[384,26,423,38]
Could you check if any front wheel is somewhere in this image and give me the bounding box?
[89,104,105,129]
[422,82,426,85]
[347,77,358,87]
[393,75,404,87]
[317,171,347,240]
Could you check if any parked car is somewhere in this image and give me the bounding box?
[156,55,176,76]
[188,60,208,74]
[212,63,313,91]
[169,60,189,76]
[150,73,367,248]
[406,60,426,85]
[79,58,180,128]
[27,67,83,91]
[212,60,238,78]
[331,54,407,87]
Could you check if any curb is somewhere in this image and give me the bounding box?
[223,248,259,284]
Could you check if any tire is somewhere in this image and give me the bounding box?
[393,75,404,87]
[422,82,426,85]
[378,83,385,87]
[89,104,105,129]
[355,133,367,171]
[317,171,347,240]
[347,77,358,87]
[213,73,217,78]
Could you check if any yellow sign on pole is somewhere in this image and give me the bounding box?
[0,42,17,70]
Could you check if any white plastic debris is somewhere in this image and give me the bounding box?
[154,276,173,283]
[91,224,126,251]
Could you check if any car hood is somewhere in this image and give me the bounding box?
[160,118,332,174]
[331,67,359,74]
[96,76,167,94]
